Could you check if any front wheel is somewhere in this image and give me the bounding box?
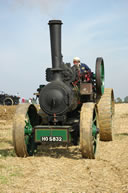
[80,103,98,159]
[13,104,40,157]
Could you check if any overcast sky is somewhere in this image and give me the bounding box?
[0,0,128,100]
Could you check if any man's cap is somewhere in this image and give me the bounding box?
[73,57,80,62]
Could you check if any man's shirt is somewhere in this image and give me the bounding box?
[80,63,91,73]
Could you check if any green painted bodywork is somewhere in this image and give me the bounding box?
[92,123,97,154]
[92,123,97,137]
[24,114,37,155]
[94,60,105,95]
[93,73,96,78]
[35,126,72,142]
[24,118,33,135]
[101,61,104,94]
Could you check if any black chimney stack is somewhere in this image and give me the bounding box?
[48,20,63,80]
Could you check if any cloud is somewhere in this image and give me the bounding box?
[1,0,128,99]
[62,13,119,61]
[7,0,69,17]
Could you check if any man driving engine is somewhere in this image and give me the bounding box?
[72,57,91,84]
[73,57,91,73]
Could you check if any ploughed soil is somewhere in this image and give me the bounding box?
[0,104,128,193]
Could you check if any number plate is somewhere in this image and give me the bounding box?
[41,136,63,142]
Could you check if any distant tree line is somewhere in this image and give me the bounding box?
[115,96,128,103]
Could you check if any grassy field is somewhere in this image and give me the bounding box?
[0,104,128,193]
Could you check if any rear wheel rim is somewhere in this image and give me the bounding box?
[100,61,104,94]
[98,88,115,141]
[96,57,105,97]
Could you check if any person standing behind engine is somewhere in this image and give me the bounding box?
[72,57,91,85]
[73,57,91,73]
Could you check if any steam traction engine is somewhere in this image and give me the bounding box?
[13,20,115,159]
[0,91,20,105]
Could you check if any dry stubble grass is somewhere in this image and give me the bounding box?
[0,104,128,193]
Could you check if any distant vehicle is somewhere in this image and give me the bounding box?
[0,91,20,105]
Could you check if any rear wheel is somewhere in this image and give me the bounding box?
[98,88,115,141]
[13,104,40,157]
[3,97,13,105]
[96,57,105,98]
[80,103,98,159]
